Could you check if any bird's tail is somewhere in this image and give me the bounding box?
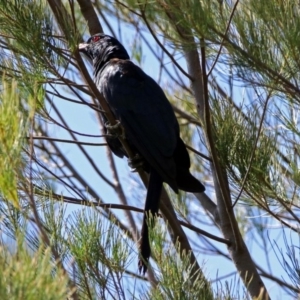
[174,137,205,193]
[138,167,163,274]
[176,170,205,193]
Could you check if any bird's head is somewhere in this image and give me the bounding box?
[79,33,129,72]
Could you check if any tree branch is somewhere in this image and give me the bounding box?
[161,3,270,298]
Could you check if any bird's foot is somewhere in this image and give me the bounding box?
[128,154,144,172]
[105,120,125,139]
[138,257,148,275]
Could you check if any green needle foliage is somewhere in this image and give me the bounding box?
[0,79,27,207]
[66,208,133,299]
[0,0,300,299]
[0,237,70,300]
[211,95,279,201]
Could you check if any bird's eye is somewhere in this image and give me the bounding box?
[92,36,101,43]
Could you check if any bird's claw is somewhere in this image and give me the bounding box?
[105,120,125,139]
[138,258,148,275]
[128,154,144,172]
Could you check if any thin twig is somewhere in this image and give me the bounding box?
[26,106,79,299]
[140,9,193,81]
[232,90,272,207]
[185,144,212,162]
[207,0,240,77]
[28,135,107,146]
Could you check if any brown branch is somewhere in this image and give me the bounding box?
[161,3,270,298]
[75,0,142,267]
[77,0,103,35]
[256,264,299,294]
[75,0,160,285]
[200,39,243,245]
[27,136,107,146]
[32,187,231,245]
[76,0,211,286]
[91,88,140,251]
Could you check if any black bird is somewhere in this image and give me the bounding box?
[79,33,205,273]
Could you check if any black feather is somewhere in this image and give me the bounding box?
[79,33,205,273]
[138,167,162,273]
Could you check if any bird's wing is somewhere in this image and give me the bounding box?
[98,60,179,191]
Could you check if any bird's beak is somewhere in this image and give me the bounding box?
[78,43,89,53]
